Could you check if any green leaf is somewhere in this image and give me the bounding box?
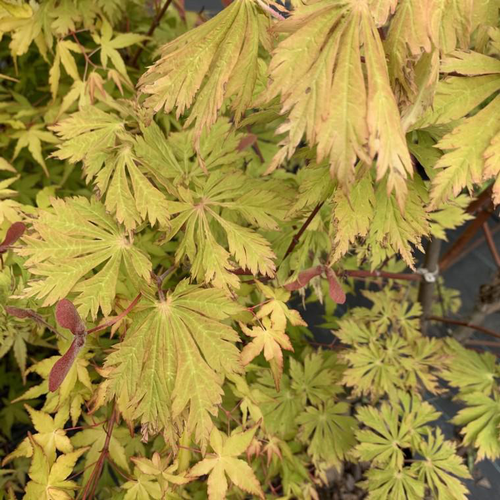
[253,371,304,439]
[92,19,146,80]
[18,196,151,319]
[167,172,280,288]
[342,336,406,398]
[441,50,500,75]
[430,94,500,207]
[11,125,59,176]
[51,107,173,230]
[441,338,499,396]
[452,392,500,461]
[138,0,270,138]
[71,413,132,485]
[50,106,124,169]
[331,176,375,263]
[363,178,429,269]
[0,0,33,18]
[25,406,72,464]
[297,401,357,464]
[24,436,87,500]
[104,281,243,445]
[359,466,424,500]
[240,316,293,391]
[355,394,440,469]
[414,75,500,128]
[188,426,264,500]
[122,470,163,500]
[412,428,470,500]
[290,352,344,406]
[429,194,473,239]
[438,0,473,54]
[385,0,435,97]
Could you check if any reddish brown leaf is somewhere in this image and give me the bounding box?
[5,305,66,338]
[284,265,324,291]
[49,336,86,392]
[5,306,32,319]
[0,222,26,253]
[325,267,346,304]
[237,133,257,152]
[55,299,86,336]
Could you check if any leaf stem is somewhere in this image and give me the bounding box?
[282,202,324,263]
[87,293,142,334]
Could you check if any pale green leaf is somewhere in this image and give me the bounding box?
[359,466,424,500]
[189,427,264,500]
[441,49,500,75]
[452,392,500,461]
[138,0,270,138]
[297,401,357,464]
[414,75,500,128]
[18,197,151,319]
[412,428,470,500]
[104,282,243,445]
[430,94,500,207]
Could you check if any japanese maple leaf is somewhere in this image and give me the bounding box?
[189,426,264,500]
[239,317,293,390]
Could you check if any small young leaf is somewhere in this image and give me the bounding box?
[0,221,25,253]
[49,335,86,392]
[55,299,86,336]
[188,426,264,500]
[325,267,346,304]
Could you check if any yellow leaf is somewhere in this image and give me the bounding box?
[265,0,412,204]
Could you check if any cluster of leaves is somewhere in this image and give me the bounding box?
[1,0,500,499]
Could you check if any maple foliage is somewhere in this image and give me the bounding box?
[1,0,500,499]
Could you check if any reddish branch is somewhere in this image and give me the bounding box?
[483,221,500,269]
[130,0,174,67]
[82,402,118,500]
[439,187,494,272]
[343,270,422,282]
[428,315,500,340]
[282,202,324,262]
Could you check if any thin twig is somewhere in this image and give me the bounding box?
[483,221,500,269]
[442,223,500,271]
[428,315,500,340]
[465,339,500,348]
[71,31,98,81]
[130,0,174,67]
[81,402,118,500]
[282,202,324,263]
[343,270,422,281]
